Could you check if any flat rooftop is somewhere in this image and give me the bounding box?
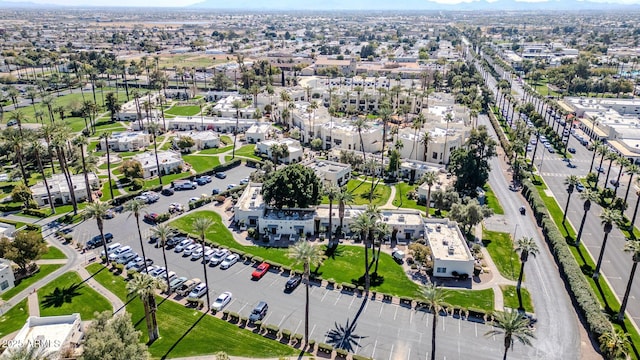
[305,160,349,174]
[425,220,473,261]
[9,314,81,355]
[236,183,265,212]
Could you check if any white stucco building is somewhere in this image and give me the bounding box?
[256,139,303,164]
[302,159,351,187]
[425,218,474,278]
[132,151,184,178]
[3,314,83,359]
[174,131,220,151]
[107,131,151,152]
[30,173,99,207]
[0,258,15,295]
[245,123,272,144]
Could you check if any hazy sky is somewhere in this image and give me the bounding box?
[3,0,640,7]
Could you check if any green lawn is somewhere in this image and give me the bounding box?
[483,185,504,215]
[38,271,111,319]
[392,182,424,212]
[86,264,297,358]
[1,264,63,301]
[170,211,421,297]
[220,135,232,145]
[0,299,29,338]
[445,288,494,312]
[482,229,521,281]
[143,172,190,188]
[501,285,534,313]
[234,144,261,160]
[165,105,201,117]
[198,145,234,155]
[182,155,221,173]
[344,179,391,206]
[40,246,67,260]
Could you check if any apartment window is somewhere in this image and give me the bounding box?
[436,267,447,274]
[432,152,438,159]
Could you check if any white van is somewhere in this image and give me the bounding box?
[100,242,122,257]
[109,245,132,261]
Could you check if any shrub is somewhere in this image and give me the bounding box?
[253,320,262,331]
[228,312,240,323]
[247,227,257,238]
[264,324,279,336]
[400,296,413,307]
[222,310,229,319]
[335,348,348,358]
[292,333,303,344]
[130,178,144,190]
[253,256,264,264]
[353,355,373,360]
[317,343,333,354]
[280,329,291,341]
[239,316,248,326]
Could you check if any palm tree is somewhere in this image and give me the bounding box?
[514,237,539,310]
[324,185,340,247]
[100,131,114,200]
[147,122,163,185]
[231,99,243,159]
[350,207,380,293]
[562,175,580,224]
[373,221,390,274]
[151,223,174,288]
[336,188,354,236]
[599,328,630,360]
[409,113,425,159]
[1,126,29,186]
[575,189,598,247]
[52,123,78,214]
[613,157,630,196]
[288,240,325,345]
[126,272,167,342]
[421,130,433,162]
[3,343,52,360]
[72,135,94,203]
[31,141,55,214]
[485,310,536,360]
[595,145,610,186]
[442,112,453,164]
[352,117,370,164]
[421,171,437,217]
[604,152,619,187]
[84,201,111,264]
[420,283,449,360]
[623,164,640,205]
[593,209,623,280]
[124,199,150,274]
[617,239,640,322]
[192,217,213,309]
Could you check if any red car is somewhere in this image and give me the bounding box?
[251,262,270,279]
[144,213,159,224]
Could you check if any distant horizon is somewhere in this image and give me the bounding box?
[2,0,640,9]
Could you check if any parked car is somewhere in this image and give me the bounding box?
[109,246,132,261]
[134,195,149,203]
[168,203,185,214]
[211,188,220,195]
[191,246,205,260]
[596,166,605,173]
[175,239,194,253]
[610,179,620,187]
[187,283,208,299]
[142,191,160,203]
[149,267,167,278]
[576,183,585,192]
[239,177,249,185]
[161,188,174,196]
[176,278,200,297]
[285,275,302,292]
[183,244,199,256]
[126,257,153,271]
[6,119,18,127]
[116,252,138,265]
[215,172,227,179]
[103,209,115,219]
[248,301,268,323]
[195,176,212,185]
[547,148,555,154]
[226,184,237,190]
[220,254,239,269]
[211,291,232,311]
[165,237,181,249]
[144,213,159,224]
[251,262,270,280]
[567,147,576,154]
[519,206,526,215]
[203,248,216,261]
[87,233,113,249]
[567,162,577,168]
[209,249,229,266]
[168,277,188,293]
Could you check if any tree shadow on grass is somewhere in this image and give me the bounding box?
[324,244,344,260]
[41,283,83,308]
[325,297,369,352]
[161,311,208,360]
[593,277,613,314]
[351,273,385,288]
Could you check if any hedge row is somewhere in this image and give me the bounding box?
[521,179,611,339]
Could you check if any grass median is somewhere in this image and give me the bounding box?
[1,264,63,301]
[38,271,111,319]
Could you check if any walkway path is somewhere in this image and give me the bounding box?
[27,292,39,317]
[76,265,125,313]
[381,183,396,209]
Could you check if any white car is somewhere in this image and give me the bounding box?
[187,283,208,299]
[150,267,167,278]
[174,239,194,253]
[211,291,232,311]
[203,248,216,261]
[209,249,229,266]
[183,244,199,256]
[191,246,205,260]
[220,254,239,269]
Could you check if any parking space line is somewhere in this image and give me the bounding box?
[309,324,316,339]
[294,320,302,335]
[409,310,413,324]
[458,318,461,333]
[321,290,329,302]
[406,348,411,360]
[348,295,356,309]
[277,315,286,327]
[334,293,342,306]
[378,304,384,317]
[475,323,478,337]
[371,339,377,359]
[441,316,446,332]
[237,302,247,314]
[388,344,394,360]
[393,306,398,320]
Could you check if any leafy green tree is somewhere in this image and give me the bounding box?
[118,159,144,180]
[421,171,437,217]
[485,310,536,360]
[1,343,52,359]
[421,283,449,360]
[126,273,167,343]
[262,164,322,209]
[0,230,47,273]
[82,311,150,360]
[176,136,195,153]
[448,125,497,195]
[310,138,323,151]
[105,92,121,122]
[599,328,630,360]
[11,183,33,209]
[288,240,325,345]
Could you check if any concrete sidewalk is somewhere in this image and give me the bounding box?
[76,265,125,313]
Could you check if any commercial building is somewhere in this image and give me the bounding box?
[30,173,99,207]
[132,151,184,178]
[0,258,15,295]
[4,314,83,359]
[425,218,474,278]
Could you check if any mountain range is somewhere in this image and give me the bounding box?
[1,0,639,10]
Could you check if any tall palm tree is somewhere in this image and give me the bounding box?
[288,240,325,345]
[192,217,213,309]
[1,126,29,186]
[151,223,174,288]
[100,131,114,200]
[420,283,449,360]
[593,209,622,280]
[613,157,630,196]
[124,199,150,274]
[623,164,640,206]
[84,201,111,264]
[3,343,52,360]
[336,188,354,236]
[147,122,163,185]
[126,272,167,342]
[562,175,580,224]
[617,239,640,322]
[575,189,598,247]
[422,171,437,217]
[599,328,630,360]
[72,135,94,203]
[231,99,243,159]
[352,117,370,164]
[373,221,390,274]
[442,112,453,164]
[421,130,433,162]
[595,146,610,186]
[324,185,340,247]
[515,237,539,310]
[485,310,536,360]
[350,212,376,292]
[52,123,78,214]
[30,141,55,214]
[409,113,425,159]
[603,152,619,187]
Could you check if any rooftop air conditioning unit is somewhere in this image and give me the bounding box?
[442,239,449,245]
[448,246,455,255]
